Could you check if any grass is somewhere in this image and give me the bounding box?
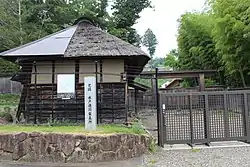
[0,94,20,106]
[0,124,147,135]
[191,148,201,153]
[0,94,19,113]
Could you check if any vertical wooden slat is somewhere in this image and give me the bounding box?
[52,60,55,121]
[204,94,211,145]
[224,93,229,139]
[100,60,103,82]
[34,61,37,124]
[112,84,114,123]
[243,93,250,142]
[95,60,99,123]
[135,89,138,116]
[124,73,128,123]
[75,60,79,122]
[189,94,194,145]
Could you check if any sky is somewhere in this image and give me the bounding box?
[133,0,206,58]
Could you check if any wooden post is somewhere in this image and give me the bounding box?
[34,61,37,124]
[135,89,138,116]
[94,61,99,124]
[124,73,129,123]
[153,68,164,147]
[199,73,205,91]
[52,60,55,121]
[75,60,79,122]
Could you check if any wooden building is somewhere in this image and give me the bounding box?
[0,18,150,124]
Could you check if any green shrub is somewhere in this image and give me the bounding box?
[0,107,13,122]
[148,137,157,153]
[131,120,145,134]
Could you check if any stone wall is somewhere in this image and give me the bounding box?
[0,132,150,163]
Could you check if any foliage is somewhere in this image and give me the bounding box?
[0,94,20,106]
[177,12,221,71]
[142,28,158,58]
[0,109,13,122]
[134,78,152,88]
[0,0,152,73]
[165,49,179,70]
[142,28,158,68]
[151,57,165,68]
[47,117,78,126]
[0,58,19,77]
[175,0,250,87]
[210,0,250,87]
[110,0,151,46]
[148,137,157,153]
[131,120,145,134]
[180,80,191,88]
[205,78,217,87]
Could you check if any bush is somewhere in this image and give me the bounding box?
[0,107,13,122]
[0,58,19,77]
[131,120,145,134]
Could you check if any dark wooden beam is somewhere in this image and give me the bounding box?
[140,70,217,79]
[52,60,55,120]
[100,60,103,82]
[199,73,205,91]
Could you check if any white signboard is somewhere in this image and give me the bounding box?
[162,104,166,110]
[57,74,75,99]
[84,76,97,131]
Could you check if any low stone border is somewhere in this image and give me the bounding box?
[0,132,150,163]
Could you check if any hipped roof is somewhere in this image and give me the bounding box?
[0,19,149,67]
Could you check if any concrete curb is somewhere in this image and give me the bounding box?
[163,141,250,151]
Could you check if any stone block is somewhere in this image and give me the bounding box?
[67,147,88,163]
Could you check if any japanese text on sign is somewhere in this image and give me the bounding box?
[84,76,97,131]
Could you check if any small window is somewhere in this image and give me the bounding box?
[57,74,75,99]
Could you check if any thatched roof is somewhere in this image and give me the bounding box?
[0,18,149,67]
[65,21,147,57]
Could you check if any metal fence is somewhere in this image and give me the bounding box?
[160,90,250,145]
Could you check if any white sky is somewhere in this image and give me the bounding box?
[133,0,206,58]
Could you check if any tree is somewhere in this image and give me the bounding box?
[0,0,152,75]
[142,28,158,58]
[165,49,179,70]
[177,12,223,85]
[210,0,250,87]
[109,0,151,46]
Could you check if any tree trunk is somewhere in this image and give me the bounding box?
[18,0,23,45]
[239,67,246,88]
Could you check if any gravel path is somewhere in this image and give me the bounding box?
[2,147,250,167]
[142,147,250,167]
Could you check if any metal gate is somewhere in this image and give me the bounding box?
[160,90,250,145]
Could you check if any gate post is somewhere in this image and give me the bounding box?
[243,93,250,142]
[204,94,211,145]
[153,68,164,147]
